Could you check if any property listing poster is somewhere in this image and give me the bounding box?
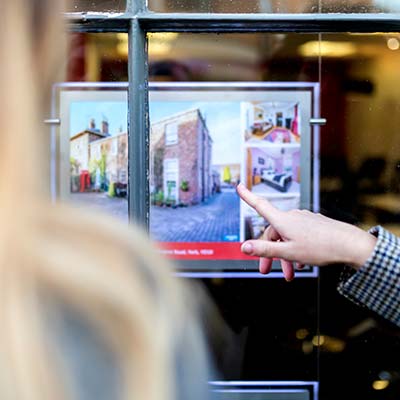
[64,87,310,266]
[149,95,303,262]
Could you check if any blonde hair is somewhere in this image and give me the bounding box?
[0,1,211,400]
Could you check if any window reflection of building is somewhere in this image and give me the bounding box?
[67,0,126,12]
[148,0,395,13]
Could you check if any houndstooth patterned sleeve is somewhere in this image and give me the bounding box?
[338,226,400,327]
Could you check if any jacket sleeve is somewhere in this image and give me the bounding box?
[337,226,400,327]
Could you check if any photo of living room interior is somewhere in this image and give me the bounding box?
[245,146,300,195]
[244,101,300,144]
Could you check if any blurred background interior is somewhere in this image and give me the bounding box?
[65,1,400,399]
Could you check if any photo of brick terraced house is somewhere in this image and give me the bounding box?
[70,118,110,172]
[150,108,213,206]
[90,132,128,188]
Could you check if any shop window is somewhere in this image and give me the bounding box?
[64,6,400,400]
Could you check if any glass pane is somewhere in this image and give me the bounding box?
[67,33,128,82]
[149,30,400,400]
[149,0,400,13]
[66,0,126,12]
[318,32,400,400]
[149,33,319,82]
[53,33,129,222]
[149,32,320,393]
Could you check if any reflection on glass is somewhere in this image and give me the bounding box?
[149,0,400,13]
[322,0,400,12]
[67,0,126,12]
[67,33,128,82]
[148,0,312,13]
[148,33,319,82]
[319,32,400,400]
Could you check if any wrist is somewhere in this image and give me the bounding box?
[345,228,377,270]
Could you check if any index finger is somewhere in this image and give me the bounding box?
[236,183,280,224]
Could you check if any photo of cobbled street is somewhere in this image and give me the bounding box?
[71,186,240,243]
[148,103,242,243]
[150,187,240,242]
[69,101,242,243]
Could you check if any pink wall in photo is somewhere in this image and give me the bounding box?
[251,147,301,180]
[292,150,300,182]
[275,156,283,173]
[251,147,268,173]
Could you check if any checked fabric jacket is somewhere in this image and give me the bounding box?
[338,226,400,327]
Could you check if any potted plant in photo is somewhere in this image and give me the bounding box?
[154,190,164,206]
[70,157,80,192]
[108,181,116,198]
[223,166,232,185]
[180,179,189,192]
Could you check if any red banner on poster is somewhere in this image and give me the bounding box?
[157,242,258,260]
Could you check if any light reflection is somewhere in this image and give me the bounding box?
[372,380,389,390]
[117,32,180,57]
[299,40,357,58]
[304,335,346,353]
[387,37,400,50]
[312,335,325,346]
[296,328,309,340]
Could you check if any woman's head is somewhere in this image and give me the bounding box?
[0,2,215,400]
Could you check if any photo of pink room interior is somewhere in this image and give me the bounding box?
[245,146,301,196]
[243,101,300,144]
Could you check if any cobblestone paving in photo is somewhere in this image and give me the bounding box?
[70,188,240,243]
[71,192,129,222]
[150,187,240,242]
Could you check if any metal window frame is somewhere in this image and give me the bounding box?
[66,3,400,227]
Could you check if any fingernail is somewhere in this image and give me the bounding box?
[242,242,253,254]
